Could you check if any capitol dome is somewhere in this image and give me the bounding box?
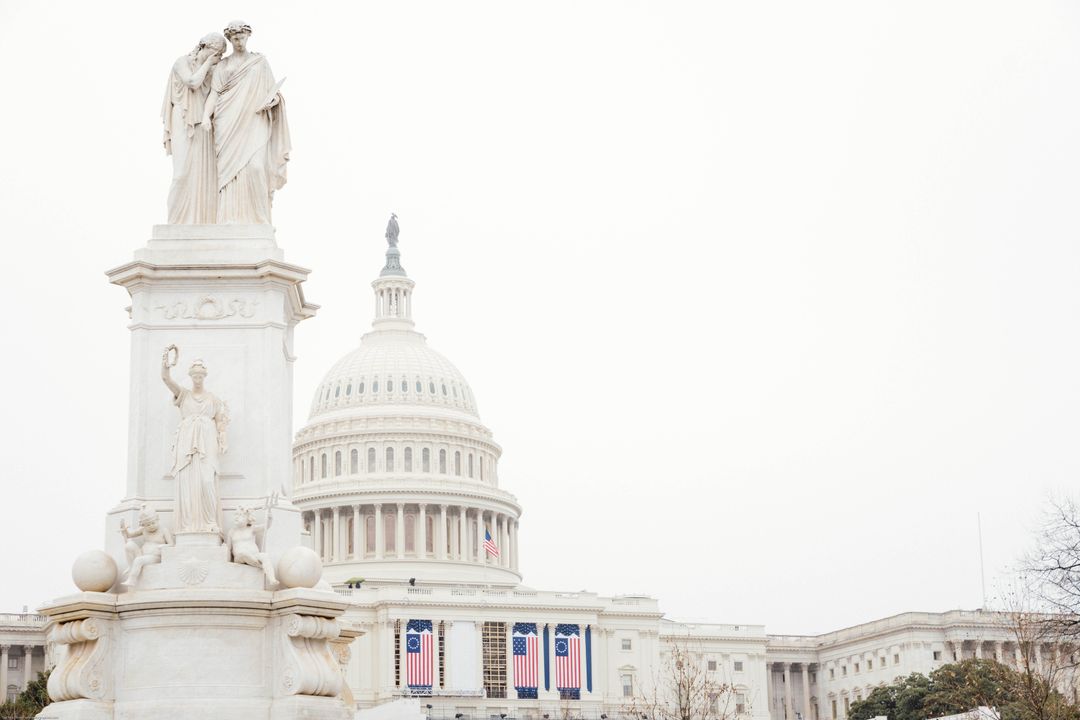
[291,226,521,586]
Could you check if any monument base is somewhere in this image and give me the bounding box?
[39,562,354,720]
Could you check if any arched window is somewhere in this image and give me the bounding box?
[429,381,435,394]
[404,513,416,553]
[368,447,376,471]
[439,449,447,474]
[422,448,431,472]
[321,453,327,479]
[346,383,352,396]
[334,384,340,398]
[359,381,365,394]
[452,385,458,398]
[309,457,314,483]
[416,380,422,393]
[479,456,484,481]
[386,447,395,472]
[404,447,413,472]
[365,514,375,554]
[426,514,435,553]
[441,383,447,396]
[385,511,396,553]
[373,380,379,393]
[454,451,461,476]
[350,449,358,474]
[334,451,342,476]
[402,379,408,392]
[347,516,354,556]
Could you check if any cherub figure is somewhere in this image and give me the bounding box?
[228,493,278,586]
[120,505,174,583]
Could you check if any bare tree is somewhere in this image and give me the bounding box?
[1029,496,1080,640]
[623,636,747,720]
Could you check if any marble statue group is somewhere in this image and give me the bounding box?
[163,20,290,224]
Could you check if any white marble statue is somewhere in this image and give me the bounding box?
[228,494,278,586]
[119,505,174,583]
[201,20,291,224]
[162,347,229,535]
[162,33,227,224]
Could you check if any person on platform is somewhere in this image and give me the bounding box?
[162,32,226,224]
[201,20,291,224]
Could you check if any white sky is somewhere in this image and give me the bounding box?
[1,1,1078,635]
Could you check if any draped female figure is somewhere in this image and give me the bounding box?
[202,21,291,224]
[162,33,226,224]
[162,350,229,535]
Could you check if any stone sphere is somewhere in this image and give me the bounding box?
[72,550,118,592]
[277,546,322,589]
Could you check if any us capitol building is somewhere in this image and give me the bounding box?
[3,231,1026,720]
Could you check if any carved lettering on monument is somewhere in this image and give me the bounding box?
[155,296,258,320]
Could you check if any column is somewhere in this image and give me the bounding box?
[23,646,33,686]
[332,506,341,562]
[458,506,468,561]
[1035,644,1044,674]
[953,640,963,662]
[419,504,428,559]
[313,511,323,560]
[353,505,362,559]
[511,519,519,571]
[500,515,509,567]
[0,645,8,699]
[802,664,812,720]
[439,505,448,560]
[783,663,793,720]
[396,503,405,559]
[375,504,384,560]
[476,509,485,563]
[1015,643,1023,669]
[994,641,1003,663]
[399,620,409,687]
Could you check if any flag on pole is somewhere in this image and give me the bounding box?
[555,623,581,699]
[483,529,500,558]
[513,622,539,699]
[406,619,433,691]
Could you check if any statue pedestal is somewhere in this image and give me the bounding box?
[104,224,317,581]
[38,573,354,720]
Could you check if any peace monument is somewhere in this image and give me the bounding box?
[36,20,353,720]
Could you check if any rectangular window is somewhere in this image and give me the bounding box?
[736,693,747,715]
[933,651,942,661]
[831,700,837,720]
[854,662,859,673]
[734,660,744,672]
[829,668,835,680]
[893,653,900,664]
[482,621,507,699]
[438,621,446,689]
[622,638,632,651]
[708,659,717,671]
[810,672,816,684]
[843,698,850,713]
[622,674,633,697]
[7,657,17,669]
[880,656,886,666]
[709,693,719,715]
[842,666,847,677]
[394,620,401,687]
[867,659,872,670]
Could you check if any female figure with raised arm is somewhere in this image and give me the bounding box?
[162,33,227,224]
[162,346,229,535]
[201,20,291,224]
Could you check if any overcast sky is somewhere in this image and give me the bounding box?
[1,1,1078,635]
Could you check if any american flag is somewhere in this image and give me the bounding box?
[483,529,500,558]
[555,623,580,699]
[406,619,433,690]
[513,623,539,699]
